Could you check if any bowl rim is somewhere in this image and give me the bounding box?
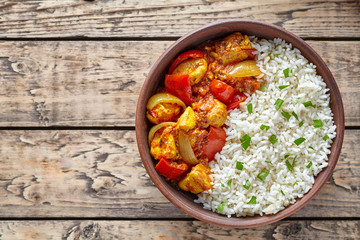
[136,19,345,228]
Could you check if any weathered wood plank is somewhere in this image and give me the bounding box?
[0,130,358,218]
[0,40,358,126]
[0,0,359,38]
[0,220,358,239]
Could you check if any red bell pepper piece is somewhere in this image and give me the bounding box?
[227,92,247,110]
[155,158,189,180]
[168,50,204,74]
[209,80,236,104]
[165,74,193,105]
[202,126,226,161]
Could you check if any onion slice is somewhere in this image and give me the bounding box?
[178,130,199,165]
[228,60,262,78]
[146,93,186,111]
[148,122,177,145]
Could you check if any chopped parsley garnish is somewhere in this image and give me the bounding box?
[294,137,306,145]
[306,162,313,168]
[243,180,251,190]
[323,135,329,141]
[265,160,272,164]
[292,111,299,120]
[281,110,291,120]
[236,161,244,170]
[296,98,301,104]
[247,196,257,204]
[257,169,270,181]
[299,121,304,127]
[227,179,232,188]
[284,153,293,159]
[279,85,290,90]
[221,183,225,187]
[281,190,285,196]
[304,101,316,108]
[247,103,253,114]
[268,52,272,57]
[274,54,279,58]
[240,134,251,150]
[294,182,298,186]
[313,119,323,128]
[309,146,314,150]
[283,68,290,78]
[285,160,295,171]
[260,124,270,130]
[269,135,278,145]
[330,100,333,103]
[228,141,232,145]
[274,98,284,110]
[259,85,267,91]
[217,201,227,212]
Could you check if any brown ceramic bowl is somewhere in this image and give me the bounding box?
[135,20,344,228]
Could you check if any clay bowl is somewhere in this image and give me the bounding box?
[135,20,344,228]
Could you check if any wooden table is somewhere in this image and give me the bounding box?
[0,1,358,239]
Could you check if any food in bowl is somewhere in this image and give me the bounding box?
[146,32,336,217]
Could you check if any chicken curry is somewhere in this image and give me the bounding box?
[146,32,263,194]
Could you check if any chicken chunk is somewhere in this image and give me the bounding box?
[216,32,254,65]
[147,103,182,125]
[178,163,212,193]
[177,106,196,132]
[192,96,227,128]
[150,125,180,160]
[172,58,208,85]
[187,128,208,160]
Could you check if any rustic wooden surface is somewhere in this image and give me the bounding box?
[0,0,359,239]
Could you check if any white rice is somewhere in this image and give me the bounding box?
[195,37,336,217]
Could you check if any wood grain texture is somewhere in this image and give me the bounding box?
[0,0,359,38]
[0,130,358,218]
[0,40,358,126]
[0,220,358,240]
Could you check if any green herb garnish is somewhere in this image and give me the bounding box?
[296,98,301,104]
[306,162,313,168]
[240,134,251,150]
[221,183,225,187]
[268,52,272,57]
[292,111,299,120]
[260,124,270,130]
[294,137,306,145]
[313,119,323,128]
[247,103,253,114]
[217,201,227,212]
[265,160,272,164]
[294,182,298,186]
[274,54,279,58]
[283,68,290,78]
[284,153,293,159]
[323,135,329,141]
[299,121,304,127]
[304,101,316,108]
[269,135,278,145]
[274,98,284,111]
[227,179,232,188]
[285,156,297,171]
[236,161,244,170]
[247,196,257,204]
[243,180,251,190]
[259,85,267,91]
[330,100,333,103]
[228,141,232,145]
[257,169,270,181]
[309,146,314,150]
[279,85,290,90]
[281,110,291,120]
[281,190,285,196]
